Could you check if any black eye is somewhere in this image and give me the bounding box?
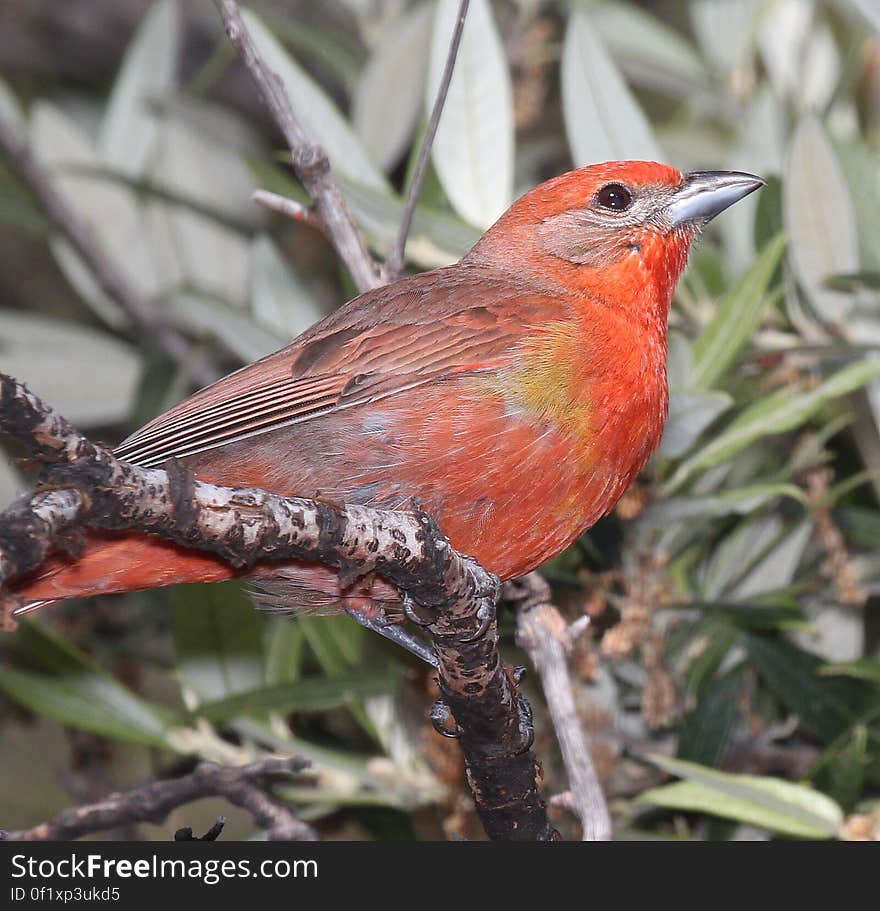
[596,183,633,211]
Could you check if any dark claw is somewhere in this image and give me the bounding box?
[458,596,495,643]
[429,699,461,738]
[346,606,438,667]
[514,695,535,755]
[401,593,432,628]
[513,664,527,684]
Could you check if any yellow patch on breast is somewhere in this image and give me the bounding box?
[473,320,593,441]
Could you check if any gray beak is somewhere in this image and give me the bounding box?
[665,170,766,228]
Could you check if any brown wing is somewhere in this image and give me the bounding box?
[115,266,556,468]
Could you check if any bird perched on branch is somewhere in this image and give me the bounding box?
[12,161,763,618]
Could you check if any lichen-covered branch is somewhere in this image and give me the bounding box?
[1,756,315,842]
[0,373,555,841]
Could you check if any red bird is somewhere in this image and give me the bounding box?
[12,161,762,619]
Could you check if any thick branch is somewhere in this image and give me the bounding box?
[512,573,612,841]
[0,374,555,841]
[0,113,214,389]
[1,756,316,841]
[213,0,381,293]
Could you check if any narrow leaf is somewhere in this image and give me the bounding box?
[785,117,859,326]
[241,9,387,191]
[427,0,514,228]
[692,234,786,390]
[562,10,661,167]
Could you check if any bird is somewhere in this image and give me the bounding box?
[10,161,763,625]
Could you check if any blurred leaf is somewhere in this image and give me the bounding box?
[729,518,812,599]
[427,0,513,229]
[677,668,743,767]
[660,390,733,459]
[148,115,256,304]
[0,666,174,747]
[641,754,843,838]
[745,633,877,743]
[99,0,180,178]
[264,618,305,686]
[241,9,387,192]
[690,0,759,75]
[0,311,142,426]
[819,659,880,683]
[821,724,870,812]
[0,76,25,139]
[353,3,433,171]
[785,116,859,327]
[824,272,880,292]
[169,292,283,362]
[592,2,708,97]
[562,10,661,167]
[2,620,178,746]
[250,235,324,339]
[195,671,397,721]
[692,234,786,390]
[172,581,264,709]
[846,0,880,31]
[31,102,162,317]
[665,359,880,492]
[754,178,783,252]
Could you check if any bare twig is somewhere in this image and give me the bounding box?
[213,0,381,293]
[252,188,320,228]
[0,114,215,389]
[1,756,316,841]
[0,374,555,841]
[512,573,612,841]
[384,0,470,280]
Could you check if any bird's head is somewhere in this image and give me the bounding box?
[468,160,764,321]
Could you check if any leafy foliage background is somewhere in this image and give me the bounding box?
[0,0,879,840]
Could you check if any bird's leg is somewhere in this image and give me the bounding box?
[345,604,438,667]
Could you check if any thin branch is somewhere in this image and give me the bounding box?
[1,756,316,841]
[385,0,470,280]
[512,573,612,841]
[0,374,555,841]
[252,188,321,228]
[213,0,382,293]
[0,114,215,389]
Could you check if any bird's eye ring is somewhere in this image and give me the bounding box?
[595,183,633,212]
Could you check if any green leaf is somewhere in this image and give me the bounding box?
[745,634,877,743]
[591,2,708,98]
[692,234,786,390]
[99,0,180,178]
[195,671,396,721]
[785,117,859,327]
[172,581,264,708]
[562,10,661,167]
[677,669,743,768]
[641,754,843,839]
[353,3,433,171]
[241,8,387,192]
[664,359,880,493]
[819,659,880,684]
[0,311,142,426]
[249,235,324,339]
[427,0,513,228]
[2,620,178,746]
[660,390,733,459]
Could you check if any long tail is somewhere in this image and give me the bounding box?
[10,533,239,616]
